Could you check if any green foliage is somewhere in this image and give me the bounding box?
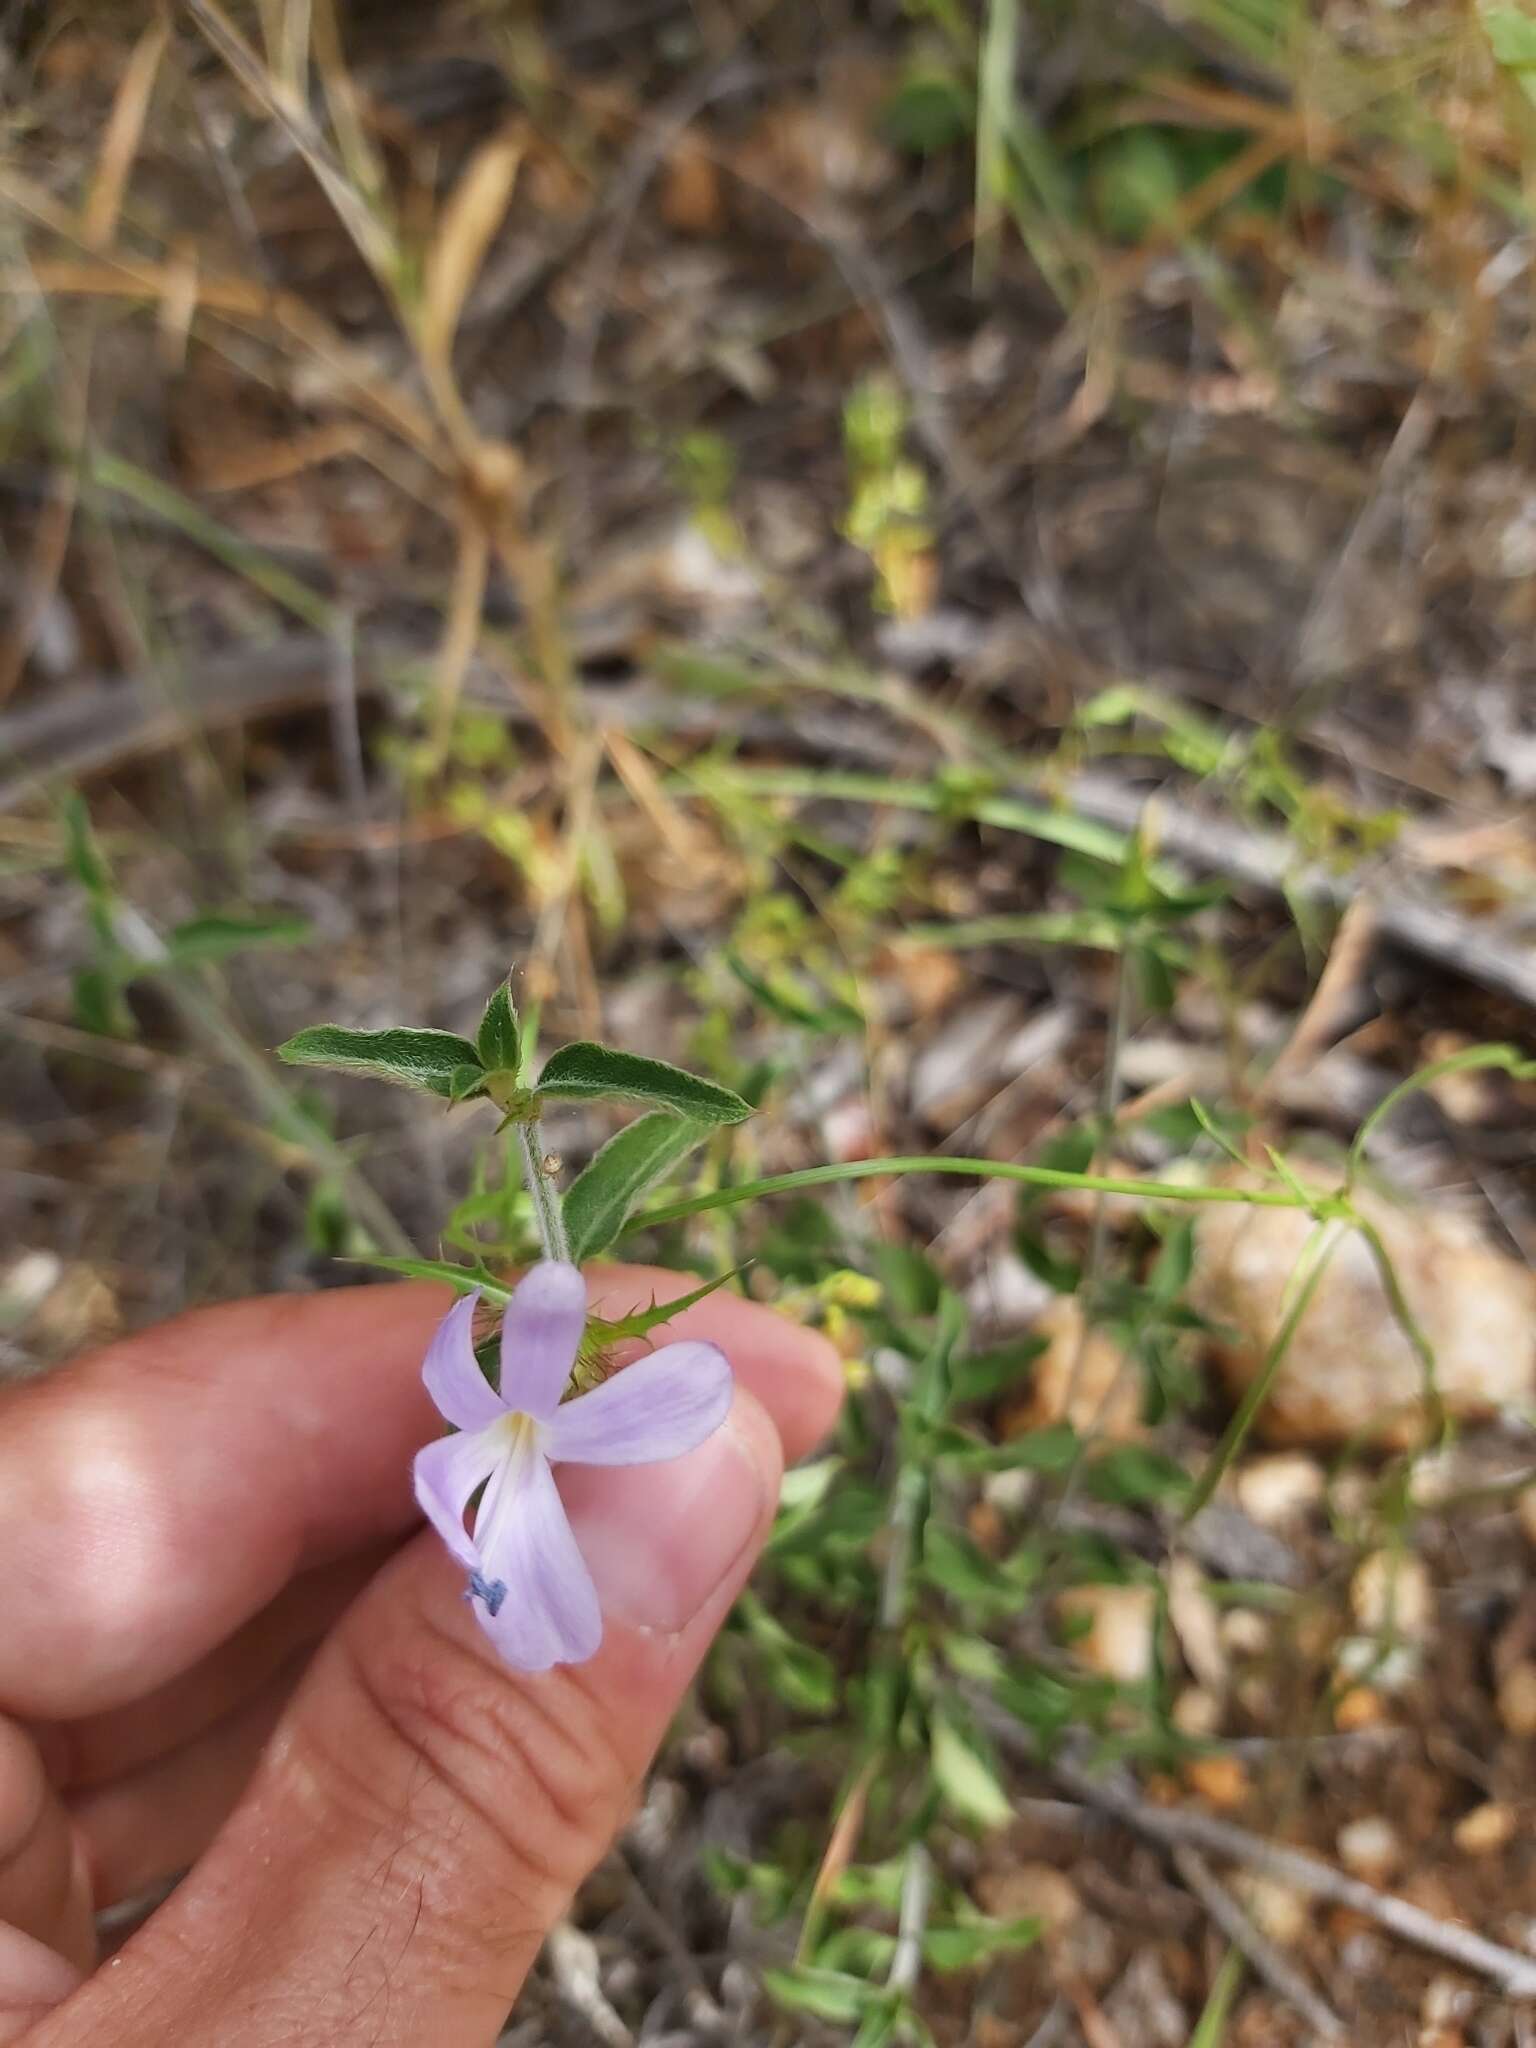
[883,62,975,153]
[59,794,309,1035]
[841,375,933,616]
[475,980,521,1075]
[734,1592,840,1714]
[534,1041,754,1123]
[1084,1443,1192,1507]
[1484,2,1536,101]
[277,1024,484,1099]
[928,1710,1012,1829]
[164,912,311,967]
[563,1113,714,1264]
[583,1267,743,1350]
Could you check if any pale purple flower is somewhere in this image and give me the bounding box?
[413,1262,732,1671]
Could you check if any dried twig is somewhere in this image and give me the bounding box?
[6,635,1533,1019]
[1255,893,1379,1107]
[1047,1754,1536,2001]
[543,1921,633,2048]
[1068,769,1536,1015]
[1171,1844,1344,2042]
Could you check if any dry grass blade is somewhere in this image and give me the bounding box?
[418,126,524,458]
[429,508,490,759]
[1256,894,1379,1106]
[807,1755,877,1914]
[192,420,366,494]
[602,728,706,864]
[18,256,441,460]
[0,420,83,707]
[185,0,398,287]
[259,0,313,102]
[81,13,171,251]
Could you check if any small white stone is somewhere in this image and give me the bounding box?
[1337,1816,1403,1883]
[1351,1551,1434,1638]
[1232,1874,1309,1947]
[1497,1661,1536,1738]
[1171,1686,1222,1739]
[0,1249,62,1318]
[1236,1452,1327,1527]
[1421,1974,1473,2026]
[1190,1181,1536,1447]
[1220,1608,1272,1657]
[1334,1635,1422,1693]
[1057,1584,1159,1684]
[975,1862,1081,1936]
[1167,1557,1227,1693]
[1453,1802,1515,1857]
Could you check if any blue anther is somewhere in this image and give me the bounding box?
[465,1570,508,1617]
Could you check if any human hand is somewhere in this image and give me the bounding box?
[0,1269,841,2045]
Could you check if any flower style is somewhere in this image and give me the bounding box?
[413,1262,732,1671]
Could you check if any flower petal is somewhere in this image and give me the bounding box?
[543,1340,732,1467]
[499,1261,588,1419]
[421,1289,503,1432]
[413,1427,501,1568]
[472,1444,602,1671]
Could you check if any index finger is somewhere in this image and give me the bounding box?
[0,1271,840,1720]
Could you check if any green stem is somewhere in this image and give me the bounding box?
[631,1156,1313,1234]
[1182,1218,1347,1521]
[518,1119,570,1263]
[1354,1215,1444,1440]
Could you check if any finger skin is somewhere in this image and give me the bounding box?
[46,1550,390,1792]
[0,1928,82,2048]
[0,1271,840,1720]
[26,1387,790,2048]
[72,1656,310,1910]
[0,1723,91,1972]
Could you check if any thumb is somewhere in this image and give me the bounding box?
[34,1387,787,2048]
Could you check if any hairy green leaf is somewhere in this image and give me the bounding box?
[535,1041,752,1124]
[565,1113,712,1262]
[476,981,521,1074]
[277,1024,483,1099]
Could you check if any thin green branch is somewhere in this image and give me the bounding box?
[517,1118,571,1263]
[1182,1218,1347,1521]
[631,1155,1314,1234]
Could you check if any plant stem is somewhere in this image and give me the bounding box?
[518,1118,571,1263]
[633,1155,1314,1233]
[1181,1217,1346,1521]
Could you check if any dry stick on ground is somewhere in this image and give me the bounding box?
[1039,1753,1536,2001]
[5,639,1536,1017]
[1067,768,1536,1015]
[1254,892,1379,1110]
[1170,1844,1345,2042]
[542,1921,633,2048]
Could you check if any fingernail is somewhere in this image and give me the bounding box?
[560,1411,773,1638]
